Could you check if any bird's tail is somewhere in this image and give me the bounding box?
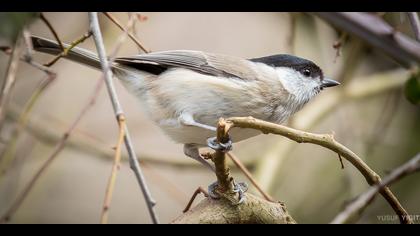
[31,36,102,70]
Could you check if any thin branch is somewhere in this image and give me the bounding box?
[331,153,420,224]
[102,12,150,53]
[407,12,420,41]
[0,36,23,132]
[213,119,233,193]
[223,117,412,224]
[0,67,56,176]
[44,31,92,67]
[227,152,274,202]
[100,115,125,224]
[182,186,209,213]
[314,12,420,68]
[39,13,65,51]
[0,35,57,175]
[89,12,159,224]
[0,79,104,223]
[99,14,139,224]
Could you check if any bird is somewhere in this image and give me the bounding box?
[31,36,340,172]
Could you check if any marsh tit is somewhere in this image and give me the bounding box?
[31,36,340,171]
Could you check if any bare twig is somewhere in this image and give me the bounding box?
[89,12,159,224]
[183,186,209,213]
[227,152,274,202]
[407,12,420,41]
[314,12,420,68]
[22,29,34,57]
[331,153,420,224]
[102,12,150,53]
[0,27,58,175]
[0,35,57,175]
[223,117,412,224]
[213,119,233,193]
[100,115,125,224]
[0,79,104,223]
[44,31,92,67]
[0,69,56,176]
[39,13,65,51]
[0,36,23,132]
[99,14,139,224]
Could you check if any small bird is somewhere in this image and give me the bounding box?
[31,36,340,172]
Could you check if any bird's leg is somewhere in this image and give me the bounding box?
[180,113,246,203]
[183,144,215,172]
[180,113,217,171]
[179,113,217,132]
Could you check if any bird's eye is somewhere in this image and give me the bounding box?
[303,69,311,77]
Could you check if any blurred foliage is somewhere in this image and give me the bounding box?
[0,12,39,42]
[404,72,420,105]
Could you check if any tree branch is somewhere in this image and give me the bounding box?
[213,119,234,194]
[173,193,295,224]
[0,35,23,132]
[100,114,125,224]
[102,12,150,53]
[314,12,420,68]
[223,117,412,224]
[39,13,65,51]
[88,12,159,224]
[331,153,420,224]
[44,31,92,67]
[407,12,420,42]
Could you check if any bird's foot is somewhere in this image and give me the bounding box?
[207,181,221,199]
[207,136,233,153]
[207,180,248,205]
[232,180,248,205]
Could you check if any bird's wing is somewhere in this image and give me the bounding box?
[115,50,259,80]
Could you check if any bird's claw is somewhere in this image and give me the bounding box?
[207,136,233,152]
[207,180,248,205]
[232,180,248,205]
[207,181,221,199]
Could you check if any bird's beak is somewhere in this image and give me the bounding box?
[321,78,340,88]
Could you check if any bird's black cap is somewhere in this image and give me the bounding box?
[249,54,324,80]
